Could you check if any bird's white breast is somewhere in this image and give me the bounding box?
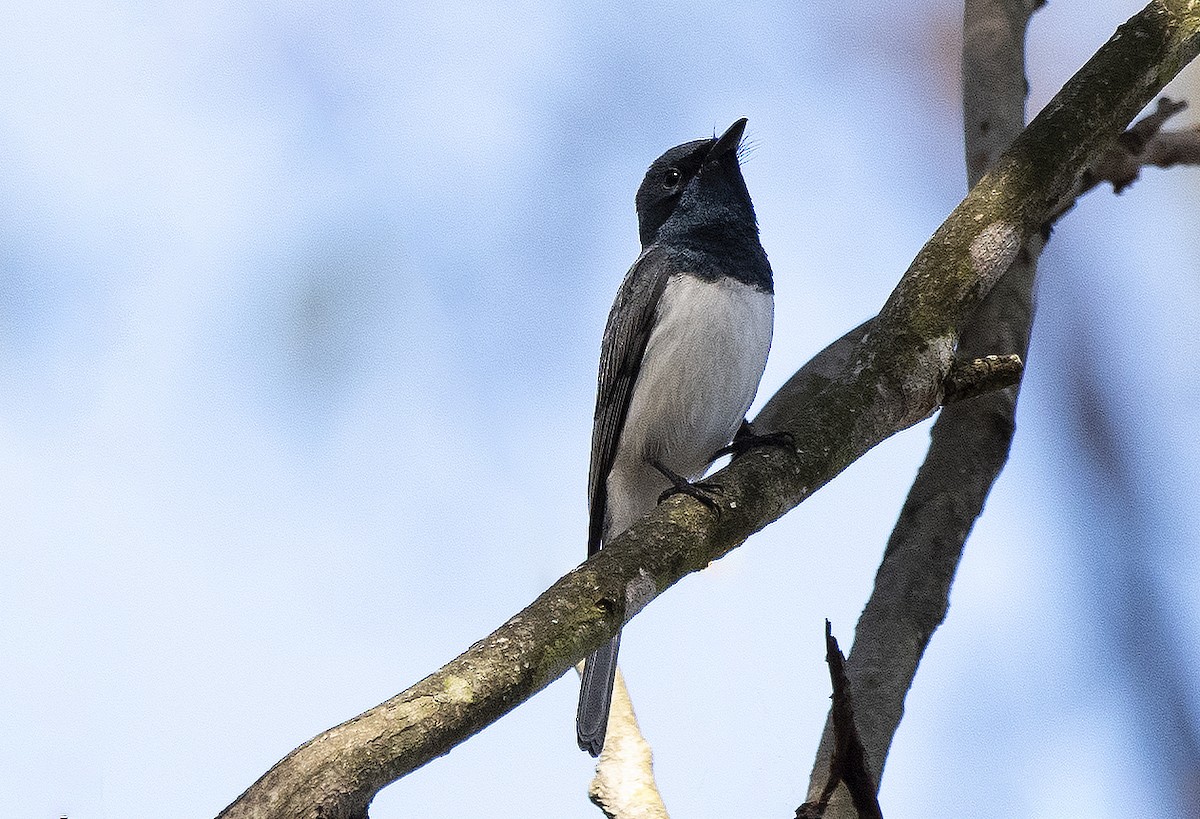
[604,273,773,537]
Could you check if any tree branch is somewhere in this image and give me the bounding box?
[797,623,884,819]
[1087,97,1200,192]
[800,0,1042,810]
[942,353,1024,403]
[218,3,1200,816]
[586,668,670,819]
[801,3,1200,814]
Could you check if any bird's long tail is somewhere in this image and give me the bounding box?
[576,632,621,756]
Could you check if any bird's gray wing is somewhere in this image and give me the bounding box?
[587,247,672,556]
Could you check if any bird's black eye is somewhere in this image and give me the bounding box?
[662,167,682,188]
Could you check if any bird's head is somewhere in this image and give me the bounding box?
[634,118,755,248]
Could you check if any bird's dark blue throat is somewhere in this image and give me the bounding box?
[659,239,772,292]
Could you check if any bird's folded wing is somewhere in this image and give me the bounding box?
[587,247,672,555]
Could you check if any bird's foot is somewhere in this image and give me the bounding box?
[711,421,795,462]
[651,460,723,515]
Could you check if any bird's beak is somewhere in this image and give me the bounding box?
[708,118,748,159]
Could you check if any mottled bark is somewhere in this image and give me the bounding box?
[802,1,1043,813]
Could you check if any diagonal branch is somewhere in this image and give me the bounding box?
[800,0,1044,810]
[218,3,1200,817]
[801,4,1200,815]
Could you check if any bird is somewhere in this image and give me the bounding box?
[577,118,774,756]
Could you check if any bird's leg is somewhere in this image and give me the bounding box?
[710,419,795,462]
[651,460,722,515]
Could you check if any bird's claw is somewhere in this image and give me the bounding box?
[651,460,723,516]
[711,428,795,463]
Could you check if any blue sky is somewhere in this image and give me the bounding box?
[2,1,1199,817]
